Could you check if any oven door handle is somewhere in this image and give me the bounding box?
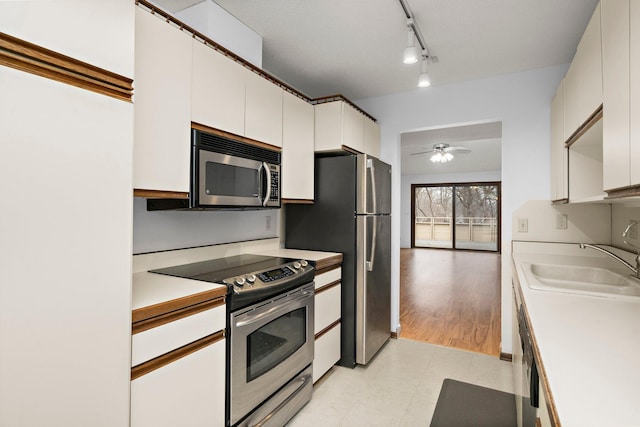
[235,290,313,328]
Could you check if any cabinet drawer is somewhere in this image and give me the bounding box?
[132,304,225,367]
[131,338,225,427]
[315,284,341,334]
[315,267,341,289]
[313,324,340,383]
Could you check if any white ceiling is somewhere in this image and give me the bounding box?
[159,0,599,101]
[401,122,502,175]
[153,0,597,176]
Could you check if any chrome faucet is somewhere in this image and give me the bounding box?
[578,222,640,279]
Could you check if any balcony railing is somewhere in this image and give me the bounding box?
[415,216,498,243]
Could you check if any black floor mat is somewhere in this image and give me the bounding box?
[430,378,517,427]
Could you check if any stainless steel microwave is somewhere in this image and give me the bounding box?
[147,129,281,210]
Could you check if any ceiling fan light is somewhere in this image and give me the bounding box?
[430,152,442,163]
[444,152,454,161]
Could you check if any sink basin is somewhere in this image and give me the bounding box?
[526,263,640,297]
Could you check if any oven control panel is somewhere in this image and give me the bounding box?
[223,259,313,294]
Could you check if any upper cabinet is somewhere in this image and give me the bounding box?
[563,2,602,142]
[550,80,568,202]
[245,71,284,147]
[601,0,640,194]
[134,7,192,193]
[192,41,246,137]
[282,92,314,201]
[315,100,379,155]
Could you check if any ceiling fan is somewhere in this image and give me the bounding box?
[411,143,471,163]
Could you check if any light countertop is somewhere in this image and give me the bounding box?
[512,241,640,427]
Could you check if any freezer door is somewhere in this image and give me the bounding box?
[356,154,392,214]
[356,214,391,364]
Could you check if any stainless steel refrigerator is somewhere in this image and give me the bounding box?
[285,153,391,367]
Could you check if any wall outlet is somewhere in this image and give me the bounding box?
[265,215,272,231]
[556,213,568,229]
[517,218,528,233]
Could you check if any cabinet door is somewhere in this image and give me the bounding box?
[364,117,381,157]
[563,3,602,141]
[343,102,365,153]
[630,2,640,185]
[602,0,631,191]
[131,339,225,427]
[282,92,314,200]
[550,80,568,201]
[134,7,192,192]
[314,101,343,152]
[192,42,246,136]
[313,325,341,384]
[0,0,134,77]
[245,70,283,147]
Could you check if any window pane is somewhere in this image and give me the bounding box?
[414,186,453,249]
[454,185,498,251]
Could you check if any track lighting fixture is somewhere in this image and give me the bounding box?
[418,55,431,88]
[403,28,419,65]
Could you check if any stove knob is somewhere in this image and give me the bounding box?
[246,274,256,283]
[235,277,246,286]
[293,261,301,270]
[300,260,308,267]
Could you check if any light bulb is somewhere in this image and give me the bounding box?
[445,152,453,161]
[430,153,442,163]
[403,30,419,64]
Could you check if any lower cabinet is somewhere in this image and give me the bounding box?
[131,338,225,427]
[313,266,342,383]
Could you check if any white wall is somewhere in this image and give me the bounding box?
[132,198,279,254]
[175,0,262,67]
[400,170,501,248]
[356,64,568,354]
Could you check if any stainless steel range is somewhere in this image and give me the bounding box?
[150,254,315,427]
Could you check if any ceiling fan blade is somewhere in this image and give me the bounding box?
[444,146,471,153]
[410,151,433,156]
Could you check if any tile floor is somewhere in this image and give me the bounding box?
[287,338,514,427]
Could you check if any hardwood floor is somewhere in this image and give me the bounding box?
[400,248,501,356]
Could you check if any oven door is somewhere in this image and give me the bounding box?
[229,283,314,426]
[197,149,272,207]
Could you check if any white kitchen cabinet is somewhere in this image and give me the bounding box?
[602,0,631,191]
[0,0,134,77]
[192,41,246,136]
[563,3,602,142]
[245,70,283,147]
[315,100,365,153]
[282,91,315,201]
[364,117,381,158]
[550,80,568,202]
[568,118,605,202]
[313,267,342,383]
[134,7,192,193]
[131,338,225,427]
[0,66,133,427]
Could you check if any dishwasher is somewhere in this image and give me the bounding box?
[518,304,539,427]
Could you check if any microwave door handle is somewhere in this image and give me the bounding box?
[262,162,271,207]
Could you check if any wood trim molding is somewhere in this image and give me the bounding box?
[0,32,133,102]
[605,184,640,199]
[282,199,314,205]
[132,296,225,335]
[314,320,341,340]
[551,198,569,205]
[131,330,224,380]
[133,189,189,199]
[499,352,513,362]
[191,122,282,152]
[314,256,343,274]
[311,94,377,122]
[390,331,398,339]
[316,279,341,295]
[564,105,603,148]
[132,287,227,323]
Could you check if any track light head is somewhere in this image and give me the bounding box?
[417,56,431,87]
[403,29,419,64]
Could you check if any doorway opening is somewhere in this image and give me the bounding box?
[411,182,501,252]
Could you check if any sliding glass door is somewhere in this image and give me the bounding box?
[412,182,500,252]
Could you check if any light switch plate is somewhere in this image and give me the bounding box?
[556,214,568,229]
[518,218,528,233]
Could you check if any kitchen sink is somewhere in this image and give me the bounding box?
[526,263,640,297]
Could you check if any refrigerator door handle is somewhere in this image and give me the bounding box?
[367,157,377,214]
[366,215,377,272]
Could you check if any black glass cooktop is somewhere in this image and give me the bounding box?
[149,254,294,284]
